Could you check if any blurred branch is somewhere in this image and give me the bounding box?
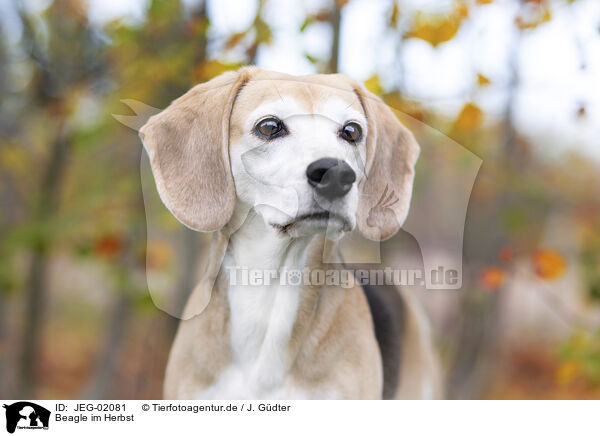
[192,0,208,65]
[327,0,343,74]
[502,8,522,167]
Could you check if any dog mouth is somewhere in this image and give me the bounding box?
[271,211,352,234]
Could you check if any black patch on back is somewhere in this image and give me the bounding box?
[360,282,405,399]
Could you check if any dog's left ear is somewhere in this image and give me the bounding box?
[353,83,420,241]
[139,69,253,231]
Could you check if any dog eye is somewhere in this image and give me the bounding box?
[339,122,362,144]
[255,117,286,139]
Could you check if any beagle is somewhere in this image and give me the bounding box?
[139,67,442,400]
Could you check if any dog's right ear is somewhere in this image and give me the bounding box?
[139,69,252,231]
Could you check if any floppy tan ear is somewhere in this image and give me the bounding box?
[353,84,420,241]
[139,69,253,231]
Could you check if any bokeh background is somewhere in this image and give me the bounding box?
[1,0,600,400]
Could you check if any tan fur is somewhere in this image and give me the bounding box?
[143,67,440,400]
[353,84,420,241]
[139,69,253,231]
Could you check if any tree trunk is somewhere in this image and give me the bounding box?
[447,0,524,399]
[327,2,342,74]
[81,292,132,399]
[18,122,69,398]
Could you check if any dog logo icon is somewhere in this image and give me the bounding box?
[367,185,399,228]
[2,402,50,434]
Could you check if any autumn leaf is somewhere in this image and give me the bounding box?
[304,53,319,64]
[405,3,469,47]
[454,102,484,132]
[555,360,581,385]
[406,15,460,47]
[456,2,469,19]
[225,31,248,49]
[253,16,272,45]
[480,266,506,291]
[477,73,491,87]
[532,249,567,280]
[194,60,243,82]
[364,74,384,95]
[94,234,124,259]
[300,10,333,32]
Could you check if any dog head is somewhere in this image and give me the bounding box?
[139,67,419,241]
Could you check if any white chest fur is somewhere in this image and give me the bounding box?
[197,281,303,399]
[195,211,313,399]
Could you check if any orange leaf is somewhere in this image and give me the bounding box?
[94,235,123,259]
[456,2,469,19]
[532,249,567,280]
[480,266,506,291]
[454,102,484,132]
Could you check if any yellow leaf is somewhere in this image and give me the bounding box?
[455,103,484,132]
[532,249,567,280]
[364,75,384,96]
[405,2,468,47]
[456,2,469,19]
[406,15,460,47]
[477,73,491,87]
[254,16,272,45]
[194,60,242,82]
[556,360,580,385]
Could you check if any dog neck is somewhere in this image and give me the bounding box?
[225,209,315,273]
[216,208,329,395]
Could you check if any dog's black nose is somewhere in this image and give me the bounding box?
[306,158,356,200]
